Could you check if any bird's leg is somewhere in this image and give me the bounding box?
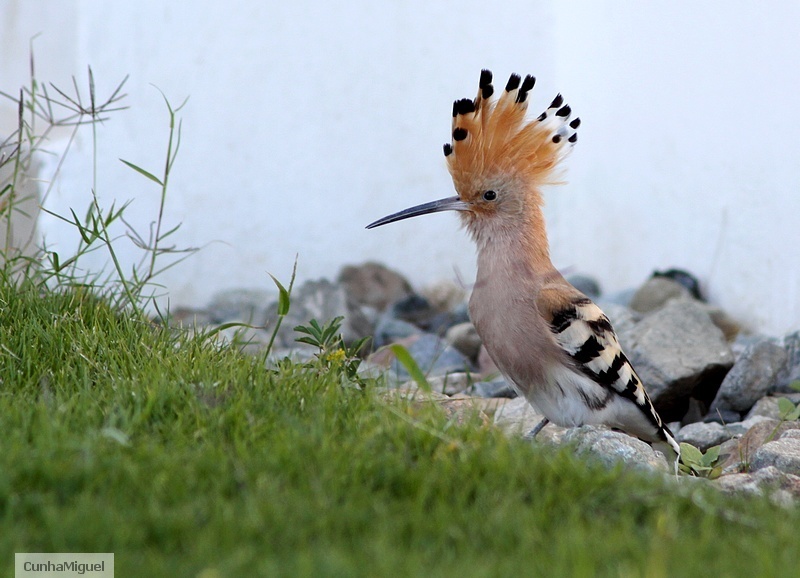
[523,418,550,440]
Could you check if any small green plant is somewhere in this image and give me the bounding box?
[758,396,800,449]
[679,443,722,478]
[776,397,800,421]
[294,316,369,383]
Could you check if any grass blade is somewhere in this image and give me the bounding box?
[389,344,431,392]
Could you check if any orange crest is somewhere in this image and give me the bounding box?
[444,70,580,202]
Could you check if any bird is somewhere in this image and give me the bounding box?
[367,69,681,463]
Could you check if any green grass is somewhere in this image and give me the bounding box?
[1,281,799,577]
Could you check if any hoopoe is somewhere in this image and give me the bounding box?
[367,70,680,462]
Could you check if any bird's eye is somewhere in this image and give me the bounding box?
[483,190,497,201]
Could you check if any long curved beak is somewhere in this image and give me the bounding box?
[366,196,469,229]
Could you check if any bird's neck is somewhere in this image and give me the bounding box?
[473,204,557,282]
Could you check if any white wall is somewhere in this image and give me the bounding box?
[1,1,799,335]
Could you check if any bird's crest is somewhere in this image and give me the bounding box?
[444,70,579,198]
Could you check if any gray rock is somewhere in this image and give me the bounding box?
[207,288,273,324]
[493,397,564,443]
[714,466,800,502]
[653,269,703,299]
[445,322,482,360]
[389,333,472,379]
[745,394,800,421]
[676,422,731,451]
[566,274,601,299]
[419,280,467,313]
[717,419,800,474]
[373,316,421,349]
[468,378,518,399]
[629,277,692,314]
[425,373,472,396]
[704,408,741,424]
[709,340,787,414]
[776,331,800,391]
[561,426,669,472]
[622,299,734,419]
[723,415,773,437]
[750,437,800,475]
[387,293,434,326]
[265,278,372,348]
[781,429,800,440]
[337,262,413,311]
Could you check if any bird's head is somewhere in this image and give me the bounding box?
[367,70,579,245]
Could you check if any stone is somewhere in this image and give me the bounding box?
[722,415,773,437]
[714,466,800,502]
[565,274,601,299]
[630,277,691,313]
[652,268,703,300]
[264,278,372,348]
[716,419,800,474]
[704,306,742,341]
[426,305,472,335]
[709,340,787,414]
[776,330,800,392]
[386,294,436,328]
[703,408,741,425]
[750,437,800,475]
[373,316,421,349]
[207,288,273,324]
[493,397,564,443]
[467,378,518,399]
[675,422,731,451]
[623,299,734,421]
[419,280,467,313]
[629,277,692,314]
[745,394,800,421]
[388,333,472,379]
[561,426,669,472]
[425,373,472,396]
[445,322,482,360]
[337,262,413,311]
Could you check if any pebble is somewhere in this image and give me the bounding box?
[467,378,518,399]
[337,261,413,311]
[675,422,731,451]
[745,394,800,421]
[713,466,800,503]
[423,373,472,396]
[709,339,787,414]
[445,322,482,360]
[750,437,800,475]
[776,330,800,391]
[629,276,692,314]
